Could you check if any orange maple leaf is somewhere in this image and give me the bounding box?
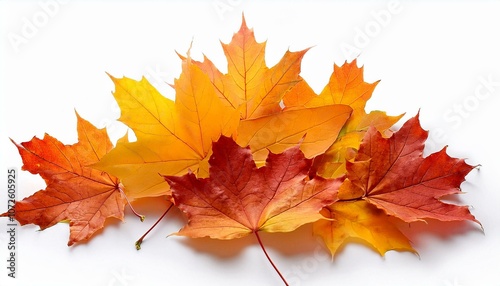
[184,17,353,164]
[283,59,403,178]
[314,114,480,256]
[236,105,352,165]
[1,113,126,246]
[185,17,307,120]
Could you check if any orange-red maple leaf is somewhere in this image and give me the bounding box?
[346,114,478,223]
[1,113,126,246]
[314,113,479,255]
[165,136,343,239]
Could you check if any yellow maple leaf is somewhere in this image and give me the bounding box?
[313,200,415,256]
[94,60,239,199]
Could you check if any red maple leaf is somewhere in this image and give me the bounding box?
[315,113,480,256]
[2,113,126,246]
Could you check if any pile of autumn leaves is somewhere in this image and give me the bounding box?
[5,18,479,280]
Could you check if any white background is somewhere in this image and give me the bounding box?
[1,1,499,285]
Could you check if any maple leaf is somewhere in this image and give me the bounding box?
[182,17,353,165]
[313,200,415,256]
[185,16,307,120]
[1,113,126,246]
[314,113,479,256]
[94,60,240,199]
[236,105,352,165]
[165,136,342,239]
[166,136,342,284]
[283,59,376,114]
[283,59,403,178]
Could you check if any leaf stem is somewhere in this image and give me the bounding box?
[118,184,145,222]
[135,202,173,250]
[254,231,289,286]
